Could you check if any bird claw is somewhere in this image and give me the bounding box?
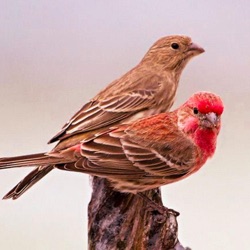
[147,203,180,222]
[168,208,180,217]
[137,193,180,223]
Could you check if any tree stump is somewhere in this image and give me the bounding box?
[88,177,190,250]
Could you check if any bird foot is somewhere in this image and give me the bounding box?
[137,193,179,223]
[147,202,180,223]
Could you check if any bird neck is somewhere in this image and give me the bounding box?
[140,56,185,77]
[178,112,218,160]
[193,128,217,161]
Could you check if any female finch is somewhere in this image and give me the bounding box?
[0,92,223,198]
[0,35,204,199]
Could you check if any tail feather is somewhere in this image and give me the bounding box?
[0,153,62,169]
[3,165,54,200]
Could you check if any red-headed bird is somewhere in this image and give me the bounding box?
[0,92,223,199]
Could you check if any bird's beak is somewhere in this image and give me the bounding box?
[205,112,219,128]
[188,42,205,54]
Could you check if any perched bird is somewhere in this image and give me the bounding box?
[0,35,204,199]
[0,92,223,198]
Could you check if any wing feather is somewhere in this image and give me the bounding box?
[60,124,198,180]
[48,75,163,143]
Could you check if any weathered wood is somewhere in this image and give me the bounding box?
[88,177,190,250]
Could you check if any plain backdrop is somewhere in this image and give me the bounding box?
[1,1,250,249]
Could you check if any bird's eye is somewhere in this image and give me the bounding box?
[193,107,199,114]
[171,43,179,50]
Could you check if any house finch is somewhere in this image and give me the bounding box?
[0,92,223,198]
[0,35,204,199]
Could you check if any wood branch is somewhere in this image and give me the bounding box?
[88,177,191,250]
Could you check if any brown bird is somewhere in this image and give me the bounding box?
[0,35,204,199]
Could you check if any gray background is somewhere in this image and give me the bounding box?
[0,1,249,249]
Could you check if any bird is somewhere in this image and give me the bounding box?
[0,91,223,200]
[0,35,205,199]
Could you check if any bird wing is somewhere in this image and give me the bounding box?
[60,117,199,181]
[49,75,164,144]
[120,113,200,177]
[120,134,198,179]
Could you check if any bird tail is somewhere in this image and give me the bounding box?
[0,153,69,200]
[0,153,63,169]
[3,165,54,200]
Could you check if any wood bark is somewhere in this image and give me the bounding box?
[88,177,191,250]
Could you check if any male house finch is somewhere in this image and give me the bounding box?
[0,35,204,199]
[0,92,223,196]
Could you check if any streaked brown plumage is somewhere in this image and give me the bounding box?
[0,35,204,199]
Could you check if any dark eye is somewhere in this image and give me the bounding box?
[171,43,179,50]
[193,107,199,114]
